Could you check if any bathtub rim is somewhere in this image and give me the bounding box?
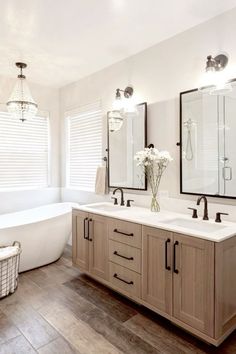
[0,202,78,230]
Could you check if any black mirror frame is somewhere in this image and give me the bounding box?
[107,102,147,191]
[179,89,236,200]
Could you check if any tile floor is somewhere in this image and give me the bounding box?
[0,247,235,354]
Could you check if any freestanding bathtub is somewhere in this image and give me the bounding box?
[0,202,78,272]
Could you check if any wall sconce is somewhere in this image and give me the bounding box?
[199,54,233,95]
[113,86,137,113]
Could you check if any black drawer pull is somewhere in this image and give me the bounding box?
[165,238,171,271]
[173,241,179,274]
[88,218,93,242]
[113,229,134,237]
[83,217,88,240]
[113,251,134,261]
[113,273,134,285]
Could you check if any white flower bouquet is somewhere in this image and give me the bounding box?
[134,147,173,211]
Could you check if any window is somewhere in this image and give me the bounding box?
[0,110,50,189]
[66,101,102,191]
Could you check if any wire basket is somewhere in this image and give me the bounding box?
[0,241,21,299]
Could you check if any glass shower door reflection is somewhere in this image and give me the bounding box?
[220,95,236,196]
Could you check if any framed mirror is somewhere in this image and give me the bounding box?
[107,102,147,190]
[180,87,236,199]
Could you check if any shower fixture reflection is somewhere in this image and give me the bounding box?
[183,118,195,161]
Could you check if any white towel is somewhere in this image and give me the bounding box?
[0,246,19,261]
[95,166,108,195]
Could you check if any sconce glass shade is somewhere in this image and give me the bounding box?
[112,96,123,111]
[198,69,218,93]
[7,63,38,122]
[108,110,124,132]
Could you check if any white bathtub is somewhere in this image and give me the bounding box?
[0,202,78,272]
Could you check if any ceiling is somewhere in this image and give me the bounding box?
[1,0,236,88]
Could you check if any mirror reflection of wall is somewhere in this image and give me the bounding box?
[181,85,236,198]
[108,103,147,190]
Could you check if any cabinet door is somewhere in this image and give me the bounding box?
[142,226,173,315]
[173,233,214,336]
[72,210,89,271]
[89,213,108,280]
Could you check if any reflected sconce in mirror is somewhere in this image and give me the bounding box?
[108,110,124,132]
[199,53,236,95]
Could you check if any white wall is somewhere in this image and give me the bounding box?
[0,76,61,213]
[60,7,236,215]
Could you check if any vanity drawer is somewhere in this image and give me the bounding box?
[108,218,142,248]
[109,262,141,298]
[109,240,141,273]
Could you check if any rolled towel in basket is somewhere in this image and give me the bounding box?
[0,246,20,261]
[0,245,20,298]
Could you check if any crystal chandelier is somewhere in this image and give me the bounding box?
[7,62,38,122]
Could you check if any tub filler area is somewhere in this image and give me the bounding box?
[0,202,77,272]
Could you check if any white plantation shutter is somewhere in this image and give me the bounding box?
[0,111,49,189]
[66,101,102,191]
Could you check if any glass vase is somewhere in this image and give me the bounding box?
[150,194,160,212]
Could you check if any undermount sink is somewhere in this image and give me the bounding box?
[161,217,226,233]
[86,203,125,212]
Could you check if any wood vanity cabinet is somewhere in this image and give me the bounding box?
[72,210,108,280]
[142,227,214,336]
[72,210,89,270]
[142,227,172,315]
[72,209,236,346]
[173,233,214,337]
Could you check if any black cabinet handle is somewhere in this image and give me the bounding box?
[88,218,93,242]
[113,273,134,285]
[83,217,88,239]
[173,241,179,274]
[113,251,134,261]
[113,229,134,237]
[165,238,171,270]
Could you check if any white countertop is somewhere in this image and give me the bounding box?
[73,202,236,242]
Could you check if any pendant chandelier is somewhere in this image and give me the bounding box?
[7,62,38,122]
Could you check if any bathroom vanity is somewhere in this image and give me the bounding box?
[72,203,236,346]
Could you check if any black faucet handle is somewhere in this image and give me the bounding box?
[188,207,198,219]
[111,197,118,205]
[126,200,134,207]
[215,212,229,223]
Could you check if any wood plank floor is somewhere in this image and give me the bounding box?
[0,247,236,354]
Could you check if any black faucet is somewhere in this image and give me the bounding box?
[113,188,125,206]
[196,195,209,220]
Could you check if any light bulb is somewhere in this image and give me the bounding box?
[210,70,232,95]
[198,69,218,92]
